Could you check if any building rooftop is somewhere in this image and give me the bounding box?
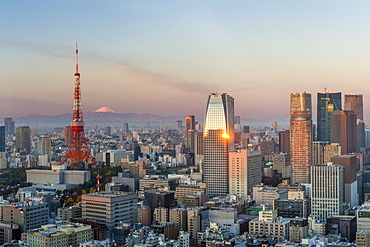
[26,223,91,237]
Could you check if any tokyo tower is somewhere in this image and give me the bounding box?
[61,44,97,168]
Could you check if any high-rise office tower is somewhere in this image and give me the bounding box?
[331,110,357,154]
[324,143,341,163]
[331,155,358,206]
[279,130,290,153]
[229,149,261,199]
[311,163,344,221]
[185,115,195,152]
[317,91,342,141]
[37,137,52,156]
[356,121,365,151]
[185,115,195,131]
[311,141,329,166]
[290,111,312,184]
[4,117,15,135]
[176,120,183,129]
[63,126,72,146]
[123,123,129,134]
[0,126,5,152]
[203,93,234,197]
[15,126,31,154]
[203,93,235,151]
[344,94,363,121]
[290,92,312,118]
[204,129,229,197]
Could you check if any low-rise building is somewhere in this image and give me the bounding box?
[249,207,290,241]
[82,192,137,230]
[21,223,93,247]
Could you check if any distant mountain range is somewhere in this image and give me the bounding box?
[15,112,186,124]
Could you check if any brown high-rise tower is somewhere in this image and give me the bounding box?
[61,44,97,168]
[290,111,312,184]
[330,110,357,155]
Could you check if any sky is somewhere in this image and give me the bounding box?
[0,0,369,124]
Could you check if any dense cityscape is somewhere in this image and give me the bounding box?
[0,45,369,247]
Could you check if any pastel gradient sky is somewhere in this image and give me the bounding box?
[1,1,369,122]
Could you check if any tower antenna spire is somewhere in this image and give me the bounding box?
[75,42,79,74]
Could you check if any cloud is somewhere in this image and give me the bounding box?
[1,40,216,95]
[233,80,270,92]
[0,40,71,59]
[84,51,215,95]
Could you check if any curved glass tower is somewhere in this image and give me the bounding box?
[203,93,234,197]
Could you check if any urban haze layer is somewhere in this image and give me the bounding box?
[0,50,369,247]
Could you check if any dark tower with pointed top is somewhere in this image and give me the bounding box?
[61,44,97,168]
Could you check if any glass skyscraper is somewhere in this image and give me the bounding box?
[203,93,234,197]
[317,91,341,141]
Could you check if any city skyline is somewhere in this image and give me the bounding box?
[0,1,369,121]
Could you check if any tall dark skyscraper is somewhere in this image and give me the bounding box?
[317,91,342,141]
[185,115,195,152]
[123,123,129,134]
[16,126,31,154]
[279,130,290,153]
[331,110,357,155]
[344,94,363,121]
[4,117,15,135]
[203,93,234,197]
[0,126,5,152]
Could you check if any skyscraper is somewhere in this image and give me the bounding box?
[185,115,195,151]
[317,91,342,141]
[203,93,234,197]
[0,126,5,152]
[16,126,31,154]
[229,149,261,199]
[290,111,312,184]
[331,110,357,154]
[123,123,129,134]
[203,93,234,151]
[278,130,290,153]
[290,92,312,118]
[344,94,363,121]
[311,163,344,221]
[4,117,15,135]
[331,155,358,206]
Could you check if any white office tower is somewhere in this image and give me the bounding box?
[229,149,261,199]
[311,163,344,222]
[357,202,370,231]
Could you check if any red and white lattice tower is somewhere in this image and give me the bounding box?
[61,44,97,168]
[96,174,102,192]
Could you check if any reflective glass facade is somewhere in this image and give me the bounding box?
[203,93,234,197]
[317,92,341,141]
